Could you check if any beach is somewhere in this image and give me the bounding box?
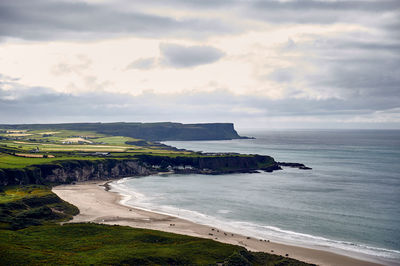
[53,181,385,266]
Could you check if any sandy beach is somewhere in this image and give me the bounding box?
[53,181,386,266]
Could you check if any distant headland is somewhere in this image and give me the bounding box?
[0,122,249,141]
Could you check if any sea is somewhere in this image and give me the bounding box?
[111,129,400,264]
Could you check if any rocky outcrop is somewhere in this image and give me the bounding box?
[0,159,151,186]
[278,162,312,170]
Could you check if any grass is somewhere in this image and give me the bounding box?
[5,141,131,152]
[0,128,195,169]
[92,136,140,146]
[0,185,53,204]
[0,223,311,265]
[0,185,79,230]
[0,153,102,169]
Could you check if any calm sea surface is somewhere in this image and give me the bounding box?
[111,130,400,262]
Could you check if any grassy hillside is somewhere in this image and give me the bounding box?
[0,223,312,266]
[0,185,78,230]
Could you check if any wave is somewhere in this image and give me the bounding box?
[110,179,400,261]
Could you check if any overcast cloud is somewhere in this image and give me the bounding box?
[0,0,399,129]
[160,43,225,68]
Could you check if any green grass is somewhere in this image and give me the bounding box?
[0,128,195,170]
[0,185,52,204]
[0,185,79,230]
[0,223,311,265]
[92,136,140,146]
[1,129,105,142]
[0,153,102,169]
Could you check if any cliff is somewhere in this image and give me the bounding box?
[0,122,245,141]
[0,159,151,186]
[0,155,279,186]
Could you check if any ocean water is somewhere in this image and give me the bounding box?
[111,130,400,263]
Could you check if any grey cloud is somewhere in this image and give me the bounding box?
[238,0,400,28]
[1,76,399,127]
[160,43,225,68]
[124,0,399,12]
[252,0,400,12]
[269,33,400,103]
[126,58,156,70]
[0,0,398,42]
[0,0,235,41]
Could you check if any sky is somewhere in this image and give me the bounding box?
[0,0,399,130]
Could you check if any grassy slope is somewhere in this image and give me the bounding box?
[0,224,309,265]
[0,185,79,230]
[0,186,312,266]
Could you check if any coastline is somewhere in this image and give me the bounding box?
[52,180,391,266]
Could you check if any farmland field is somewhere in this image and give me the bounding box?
[0,128,194,169]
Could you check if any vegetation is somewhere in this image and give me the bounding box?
[0,223,311,265]
[0,185,78,230]
[0,185,311,266]
[0,129,193,170]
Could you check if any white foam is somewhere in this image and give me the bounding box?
[217,209,232,214]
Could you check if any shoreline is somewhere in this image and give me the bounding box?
[53,181,390,266]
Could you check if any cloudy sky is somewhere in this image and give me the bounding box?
[0,0,399,129]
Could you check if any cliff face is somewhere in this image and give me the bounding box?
[136,154,279,173]
[45,160,150,183]
[0,160,151,186]
[0,155,279,186]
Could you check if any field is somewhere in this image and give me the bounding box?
[0,153,101,169]
[0,129,192,169]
